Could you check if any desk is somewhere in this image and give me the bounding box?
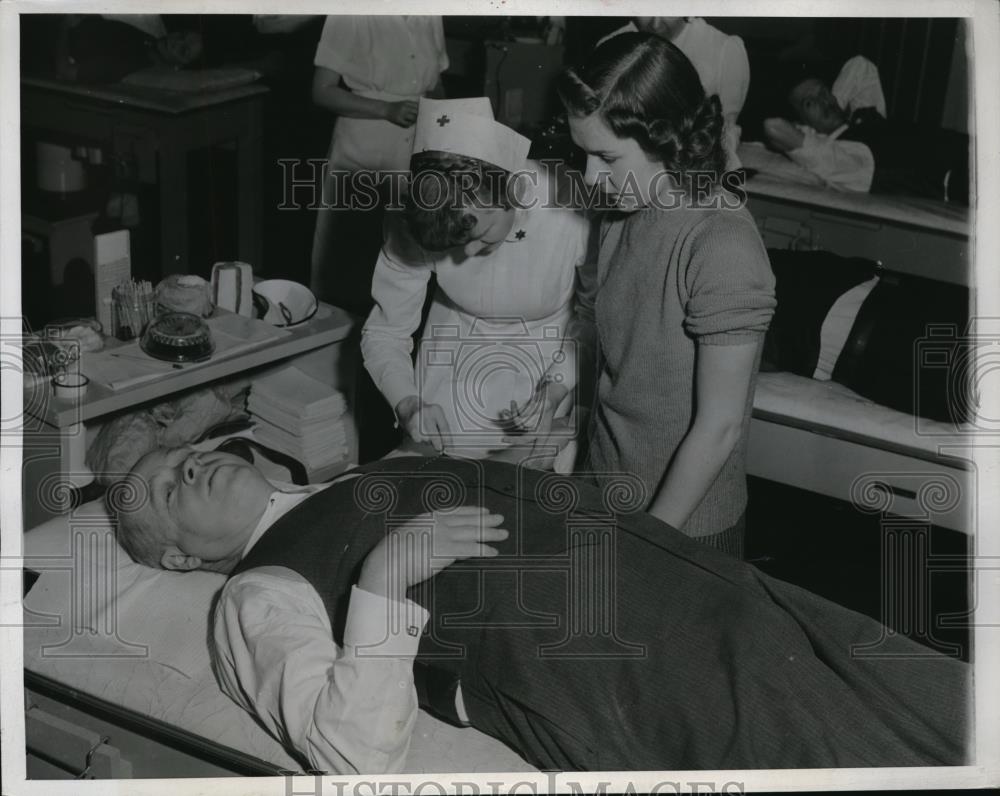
[21,77,268,276]
[743,175,971,286]
[22,305,357,529]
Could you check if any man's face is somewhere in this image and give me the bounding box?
[791,79,846,134]
[131,447,272,568]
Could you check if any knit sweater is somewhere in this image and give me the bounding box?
[584,203,776,538]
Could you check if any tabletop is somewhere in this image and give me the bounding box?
[27,304,356,429]
[21,74,269,115]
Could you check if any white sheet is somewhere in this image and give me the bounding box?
[738,142,969,236]
[753,371,975,464]
[22,500,535,774]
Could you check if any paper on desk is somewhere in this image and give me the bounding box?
[82,313,290,391]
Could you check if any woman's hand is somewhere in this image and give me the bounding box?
[395,395,452,451]
[384,100,419,128]
[358,507,508,597]
[499,379,570,433]
[499,380,574,470]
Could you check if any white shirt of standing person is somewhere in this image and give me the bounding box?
[312,15,449,172]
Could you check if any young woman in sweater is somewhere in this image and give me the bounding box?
[550,32,775,557]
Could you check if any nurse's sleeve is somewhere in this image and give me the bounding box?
[213,573,429,775]
[362,221,434,411]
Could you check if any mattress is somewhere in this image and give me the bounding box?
[738,142,969,236]
[21,500,535,775]
[752,371,975,465]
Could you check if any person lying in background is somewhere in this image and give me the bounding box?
[51,14,204,83]
[109,444,968,774]
[763,55,969,203]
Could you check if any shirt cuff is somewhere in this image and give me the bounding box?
[379,372,420,413]
[344,585,429,659]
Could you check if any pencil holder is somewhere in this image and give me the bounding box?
[111,283,155,341]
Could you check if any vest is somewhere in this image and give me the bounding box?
[230,455,663,724]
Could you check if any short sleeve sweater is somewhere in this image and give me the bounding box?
[584,203,776,538]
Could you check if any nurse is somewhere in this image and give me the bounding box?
[361,98,591,466]
[530,33,775,556]
[310,15,448,312]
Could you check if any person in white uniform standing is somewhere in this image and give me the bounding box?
[310,15,449,312]
[362,98,592,467]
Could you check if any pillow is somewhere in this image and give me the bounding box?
[762,249,881,377]
[812,276,880,380]
[23,499,226,680]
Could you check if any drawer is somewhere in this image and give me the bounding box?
[747,418,974,534]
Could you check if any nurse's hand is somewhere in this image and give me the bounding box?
[499,381,574,470]
[384,100,419,128]
[499,379,570,434]
[396,395,452,452]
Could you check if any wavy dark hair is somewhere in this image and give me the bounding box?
[405,151,512,251]
[557,32,727,184]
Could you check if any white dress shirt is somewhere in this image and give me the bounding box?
[213,481,431,774]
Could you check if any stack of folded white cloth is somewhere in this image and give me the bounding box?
[248,367,350,472]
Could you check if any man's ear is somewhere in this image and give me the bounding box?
[160,545,203,571]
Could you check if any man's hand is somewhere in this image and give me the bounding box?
[395,395,452,452]
[762,117,806,153]
[499,380,575,470]
[384,100,419,128]
[358,507,508,598]
[155,31,204,67]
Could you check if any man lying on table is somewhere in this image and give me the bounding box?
[110,442,968,774]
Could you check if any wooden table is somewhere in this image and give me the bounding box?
[22,305,357,529]
[21,77,268,277]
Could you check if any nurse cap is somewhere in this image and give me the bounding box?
[412,97,531,174]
